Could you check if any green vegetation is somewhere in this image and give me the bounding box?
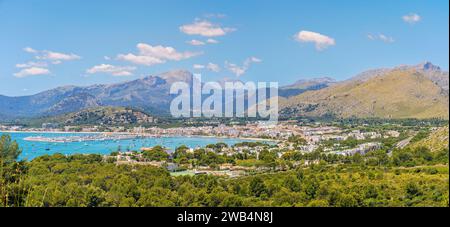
[142,146,169,161]
[409,126,449,152]
[0,133,448,207]
[0,134,24,206]
[19,106,157,129]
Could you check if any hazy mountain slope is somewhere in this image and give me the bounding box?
[1,63,448,120]
[279,77,335,98]
[281,64,449,119]
[0,70,193,119]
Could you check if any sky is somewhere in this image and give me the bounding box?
[0,0,448,96]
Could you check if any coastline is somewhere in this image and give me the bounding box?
[0,130,278,143]
[0,130,102,134]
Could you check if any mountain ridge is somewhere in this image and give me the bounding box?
[1,62,448,120]
[0,70,194,119]
[281,62,449,119]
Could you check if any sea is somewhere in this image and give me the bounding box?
[1,132,268,160]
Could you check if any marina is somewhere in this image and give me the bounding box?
[24,133,147,143]
[2,132,268,160]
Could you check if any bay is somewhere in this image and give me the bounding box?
[1,132,268,160]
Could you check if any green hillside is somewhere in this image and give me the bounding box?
[409,126,449,152]
[27,106,155,127]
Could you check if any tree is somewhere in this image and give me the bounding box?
[405,182,422,198]
[173,145,189,159]
[143,146,169,161]
[0,134,22,164]
[283,175,301,192]
[336,193,359,207]
[249,177,267,197]
[0,134,23,207]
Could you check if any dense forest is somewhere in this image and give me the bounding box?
[1,134,448,207]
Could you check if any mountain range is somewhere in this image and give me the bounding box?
[0,62,448,121]
[0,70,193,119]
[280,62,449,119]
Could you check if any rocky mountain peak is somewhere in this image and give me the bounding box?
[419,61,441,71]
[157,70,193,84]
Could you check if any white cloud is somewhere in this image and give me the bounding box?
[246,57,262,64]
[16,61,48,68]
[117,54,164,66]
[403,13,421,24]
[294,30,336,51]
[37,50,81,61]
[367,33,395,43]
[188,39,219,46]
[187,39,206,46]
[206,38,219,44]
[225,63,245,76]
[180,20,235,37]
[104,56,111,60]
[378,34,395,43]
[22,47,81,62]
[14,67,50,78]
[193,64,205,69]
[23,47,37,54]
[86,64,136,76]
[207,63,221,72]
[225,57,261,77]
[136,43,201,61]
[193,63,221,72]
[117,43,201,66]
[16,47,80,78]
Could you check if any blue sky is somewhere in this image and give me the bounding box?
[0,0,448,96]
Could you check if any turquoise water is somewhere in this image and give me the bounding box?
[1,132,265,160]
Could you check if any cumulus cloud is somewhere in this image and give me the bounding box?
[16,61,48,68]
[180,20,235,37]
[225,57,261,77]
[37,50,81,61]
[86,64,136,76]
[403,13,421,24]
[368,33,395,43]
[117,43,201,66]
[187,39,206,46]
[15,47,80,78]
[117,54,164,66]
[22,47,81,63]
[188,39,219,46]
[206,38,219,44]
[14,67,50,78]
[294,30,335,50]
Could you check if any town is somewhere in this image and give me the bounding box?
[1,120,414,178]
[106,123,406,176]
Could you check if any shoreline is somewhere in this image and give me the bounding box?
[1,130,278,143]
[0,130,102,134]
